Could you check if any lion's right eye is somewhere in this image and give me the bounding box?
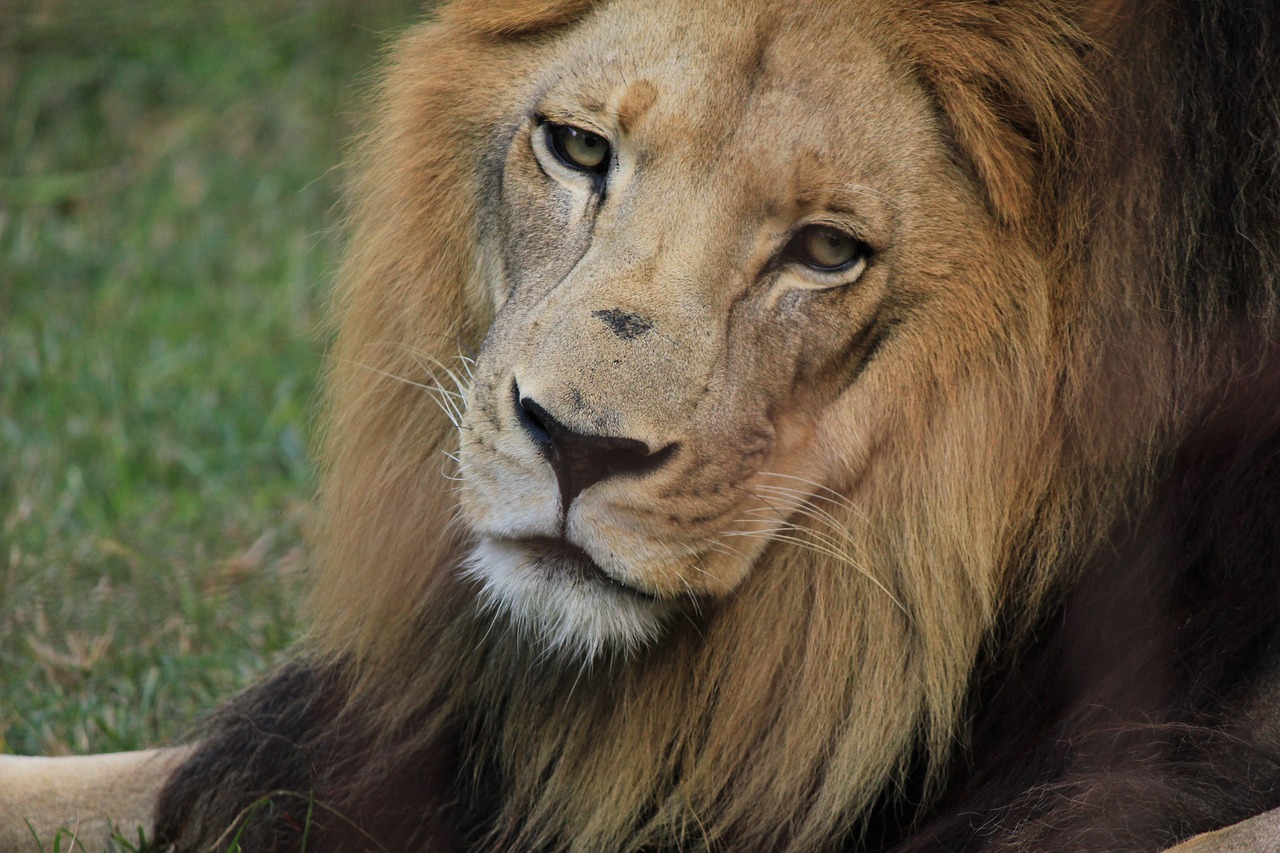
[544,123,611,175]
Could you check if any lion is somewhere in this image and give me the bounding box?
[5,0,1280,850]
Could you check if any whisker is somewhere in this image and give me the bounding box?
[735,529,907,615]
[396,345,474,402]
[754,471,861,510]
[335,357,468,429]
[718,488,908,618]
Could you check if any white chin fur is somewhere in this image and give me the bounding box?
[463,538,668,660]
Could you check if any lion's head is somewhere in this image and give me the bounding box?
[454,0,1067,661]
[298,0,1186,847]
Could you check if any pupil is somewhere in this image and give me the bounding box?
[801,227,860,270]
[814,232,846,260]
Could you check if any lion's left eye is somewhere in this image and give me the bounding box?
[545,123,611,174]
[787,225,868,273]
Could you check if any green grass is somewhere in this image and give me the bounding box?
[1,0,419,758]
[25,821,150,853]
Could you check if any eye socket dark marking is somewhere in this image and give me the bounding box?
[544,122,611,175]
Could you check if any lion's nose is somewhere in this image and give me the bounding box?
[513,383,675,508]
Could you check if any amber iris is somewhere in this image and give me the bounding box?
[546,123,610,174]
[792,225,865,272]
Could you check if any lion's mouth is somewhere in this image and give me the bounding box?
[510,536,657,601]
[465,533,673,657]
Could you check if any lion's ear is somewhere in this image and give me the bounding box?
[441,0,597,37]
[898,3,1090,228]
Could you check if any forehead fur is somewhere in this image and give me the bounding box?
[443,0,597,37]
[499,0,1085,228]
[528,1,942,200]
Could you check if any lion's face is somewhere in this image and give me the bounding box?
[457,0,1049,656]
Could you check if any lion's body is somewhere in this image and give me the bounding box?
[16,0,1280,850]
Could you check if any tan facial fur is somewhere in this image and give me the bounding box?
[455,0,1050,657]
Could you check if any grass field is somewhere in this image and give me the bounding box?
[1,0,418,772]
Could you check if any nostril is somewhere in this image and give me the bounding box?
[509,379,678,507]
[513,380,553,457]
[599,439,674,476]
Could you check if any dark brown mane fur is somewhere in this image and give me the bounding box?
[154,1,1280,850]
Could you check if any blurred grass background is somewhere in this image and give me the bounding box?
[1,0,419,758]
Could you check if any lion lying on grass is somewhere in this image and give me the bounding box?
[5,0,1280,850]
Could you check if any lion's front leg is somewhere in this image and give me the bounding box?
[0,746,191,851]
[1163,807,1280,852]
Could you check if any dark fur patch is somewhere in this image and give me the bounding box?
[878,0,1280,842]
[153,662,467,852]
[888,356,1280,851]
[153,663,329,851]
[592,307,654,340]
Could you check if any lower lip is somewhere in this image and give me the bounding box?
[518,537,657,601]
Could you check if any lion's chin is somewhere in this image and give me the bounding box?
[463,536,673,660]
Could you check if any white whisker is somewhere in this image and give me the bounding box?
[721,477,909,618]
[335,357,468,429]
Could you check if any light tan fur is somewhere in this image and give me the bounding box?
[0,748,190,851]
[1166,808,1280,853]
